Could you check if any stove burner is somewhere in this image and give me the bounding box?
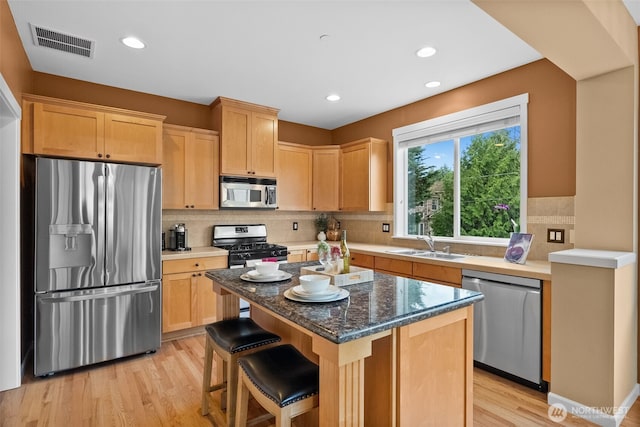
[212,224,288,267]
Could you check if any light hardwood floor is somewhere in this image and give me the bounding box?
[1,334,639,426]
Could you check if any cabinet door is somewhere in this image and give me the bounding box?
[33,102,104,159]
[277,143,312,210]
[251,112,277,177]
[185,132,219,209]
[341,143,370,211]
[220,106,251,175]
[312,147,340,211]
[195,274,217,326]
[287,250,307,262]
[162,129,187,209]
[162,272,196,332]
[104,113,162,164]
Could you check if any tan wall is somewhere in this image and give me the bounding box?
[575,67,636,251]
[551,262,636,411]
[0,0,32,98]
[331,59,577,199]
[279,120,332,146]
[32,72,212,129]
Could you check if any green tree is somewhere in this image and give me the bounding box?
[407,146,438,234]
[460,129,520,237]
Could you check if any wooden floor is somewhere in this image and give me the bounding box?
[1,334,640,426]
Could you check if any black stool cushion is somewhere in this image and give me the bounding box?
[205,318,280,354]
[238,344,319,408]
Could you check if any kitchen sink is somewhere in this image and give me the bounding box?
[386,249,429,256]
[385,249,466,260]
[416,252,466,260]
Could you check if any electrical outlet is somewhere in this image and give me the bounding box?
[382,223,390,232]
[547,228,565,243]
[292,222,298,231]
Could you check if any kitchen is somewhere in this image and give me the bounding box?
[1,1,639,426]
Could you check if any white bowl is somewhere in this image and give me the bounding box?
[298,274,331,294]
[254,261,280,277]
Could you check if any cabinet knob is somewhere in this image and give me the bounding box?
[192,273,197,277]
[106,154,111,159]
[97,153,103,158]
[185,205,189,208]
[195,263,200,267]
[198,273,203,276]
[190,205,195,208]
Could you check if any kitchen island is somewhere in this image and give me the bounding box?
[206,262,483,426]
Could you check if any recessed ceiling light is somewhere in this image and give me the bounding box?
[326,94,340,102]
[425,81,441,88]
[416,46,436,58]
[121,36,145,49]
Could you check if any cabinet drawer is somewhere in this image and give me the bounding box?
[350,252,374,269]
[374,257,413,276]
[412,263,462,285]
[163,256,227,274]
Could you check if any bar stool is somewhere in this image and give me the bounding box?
[235,344,319,427]
[201,318,281,426]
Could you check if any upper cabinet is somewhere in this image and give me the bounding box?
[277,142,313,211]
[340,137,388,211]
[312,145,340,211]
[22,94,165,165]
[211,97,279,178]
[163,124,219,210]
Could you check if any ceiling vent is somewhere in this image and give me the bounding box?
[30,24,95,58]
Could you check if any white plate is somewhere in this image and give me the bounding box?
[247,269,285,279]
[284,287,349,303]
[240,271,292,283]
[291,285,341,299]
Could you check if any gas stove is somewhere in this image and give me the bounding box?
[212,224,288,268]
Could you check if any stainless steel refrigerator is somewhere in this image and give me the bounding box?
[33,158,162,376]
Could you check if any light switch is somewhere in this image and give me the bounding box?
[547,228,564,243]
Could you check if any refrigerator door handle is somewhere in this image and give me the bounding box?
[38,283,159,303]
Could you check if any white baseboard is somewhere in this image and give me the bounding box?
[548,384,639,427]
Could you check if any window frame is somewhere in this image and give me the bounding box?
[392,93,529,245]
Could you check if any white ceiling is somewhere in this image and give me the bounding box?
[7,1,640,130]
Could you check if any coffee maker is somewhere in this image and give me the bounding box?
[168,223,190,251]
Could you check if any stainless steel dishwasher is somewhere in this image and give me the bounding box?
[462,269,546,391]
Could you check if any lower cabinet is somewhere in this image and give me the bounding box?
[162,256,227,333]
[287,248,319,262]
[412,262,462,288]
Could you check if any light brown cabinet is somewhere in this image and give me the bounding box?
[287,248,319,262]
[212,97,279,177]
[277,142,313,210]
[412,262,462,288]
[162,256,227,333]
[22,94,164,165]
[312,145,340,211]
[340,137,388,211]
[163,124,219,209]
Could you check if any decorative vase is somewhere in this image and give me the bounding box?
[326,230,340,241]
[317,231,326,241]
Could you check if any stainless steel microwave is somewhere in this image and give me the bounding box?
[220,176,277,209]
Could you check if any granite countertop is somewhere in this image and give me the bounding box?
[205,261,484,345]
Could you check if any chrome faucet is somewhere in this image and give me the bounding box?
[417,233,436,252]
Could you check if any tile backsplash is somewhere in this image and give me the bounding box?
[163,196,574,261]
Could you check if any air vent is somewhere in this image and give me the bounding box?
[30,24,94,58]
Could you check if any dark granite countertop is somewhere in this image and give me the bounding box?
[205,261,484,344]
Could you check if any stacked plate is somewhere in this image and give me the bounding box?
[240,270,292,283]
[284,285,349,303]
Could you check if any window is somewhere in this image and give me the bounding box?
[393,94,528,243]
